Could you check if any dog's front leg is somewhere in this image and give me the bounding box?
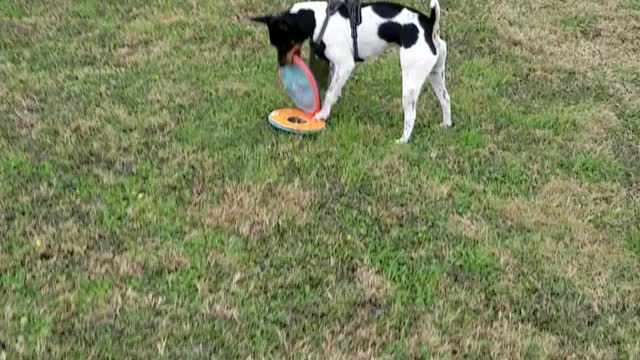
[314,60,355,121]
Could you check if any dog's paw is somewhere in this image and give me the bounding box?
[440,122,452,128]
[395,137,409,144]
[314,109,330,121]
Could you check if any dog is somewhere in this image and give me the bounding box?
[252,0,451,143]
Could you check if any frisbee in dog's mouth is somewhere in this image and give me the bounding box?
[278,55,320,114]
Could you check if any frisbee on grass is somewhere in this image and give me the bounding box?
[268,108,325,134]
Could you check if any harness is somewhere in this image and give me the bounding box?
[313,0,363,62]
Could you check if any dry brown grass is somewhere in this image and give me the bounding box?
[492,0,640,103]
[124,9,190,34]
[497,178,625,244]
[0,82,7,100]
[375,202,419,226]
[399,285,569,359]
[115,9,193,65]
[460,319,565,359]
[276,264,394,359]
[25,219,95,256]
[115,40,172,65]
[492,0,640,71]
[317,322,392,360]
[202,298,240,323]
[408,316,565,359]
[375,148,451,198]
[355,262,392,306]
[197,182,313,238]
[448,214,490,242]
[0,13,65,46]
[89,253,145,277]
[146,80,201,108]
[574,108,619,155]
[114,286,167,313]
[496,178,638,310]
[373,149,451,226]
[282,316,392,359]
[9,94,45,140]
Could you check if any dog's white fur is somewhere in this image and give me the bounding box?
[291,0,451,143]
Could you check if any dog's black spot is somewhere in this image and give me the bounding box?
[295,9,317,39]
[378,22,419,48]
[401,23,419,48]
[378,22,402,45]
[369,2,404,19]
[370,2,438,55]
[312,40,328,60]
[418,10,437,55]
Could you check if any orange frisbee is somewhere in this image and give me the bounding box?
[268,108,325,134]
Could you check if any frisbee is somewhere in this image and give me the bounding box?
[268,108,325,134]
[278,55,321,114]
[267,55,324,134]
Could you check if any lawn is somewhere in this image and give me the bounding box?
[1,0,639,358]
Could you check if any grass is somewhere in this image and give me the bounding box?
[1,0,639,358]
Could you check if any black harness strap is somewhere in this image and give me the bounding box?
[313,0,363,62]
[346,0,363,62]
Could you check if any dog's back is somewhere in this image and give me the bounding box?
[290,1,442,60]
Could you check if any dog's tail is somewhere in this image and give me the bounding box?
[429,0,440,39]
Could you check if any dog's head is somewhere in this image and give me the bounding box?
[251,10,316,66]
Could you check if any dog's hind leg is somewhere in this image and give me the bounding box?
[428,40,451,128]
[396,50,435,144]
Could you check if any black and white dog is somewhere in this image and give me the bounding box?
[252,0,451,143]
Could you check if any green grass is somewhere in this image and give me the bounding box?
[1,0,639,358]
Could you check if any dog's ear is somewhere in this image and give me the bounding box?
[250,14,273,24]
[270,16,292,33]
